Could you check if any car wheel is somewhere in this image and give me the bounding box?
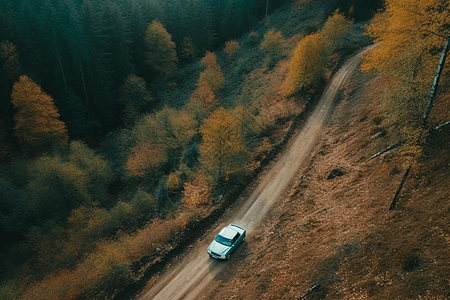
[226,254,231,260]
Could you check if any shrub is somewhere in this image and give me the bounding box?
[260,29,285,57]
[182,171,213,207]
[224,40,240,59]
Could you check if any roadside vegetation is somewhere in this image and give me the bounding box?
[0,0,382,299]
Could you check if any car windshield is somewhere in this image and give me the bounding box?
[215,234,232,246]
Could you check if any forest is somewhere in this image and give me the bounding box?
[0,0,392,299]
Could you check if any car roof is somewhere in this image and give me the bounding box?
[219,226,238,239]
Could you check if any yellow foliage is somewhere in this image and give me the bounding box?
[167,172,181,191]
[198,51,224,93]
[199,108,247,182]
[11,75,68,152]
[182,171,213,207]
[260,29,285,56]
[281,32,328,96]
[322,9,353,52]
[224,40,240,59]
[362,0,450,81]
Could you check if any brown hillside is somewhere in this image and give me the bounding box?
[197,66,450,299]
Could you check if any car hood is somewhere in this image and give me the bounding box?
[208,240,230,256]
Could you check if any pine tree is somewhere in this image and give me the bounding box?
[11,75,68,152]
[118,74,153,125]
[144,20,178,77]
[79,0,115,126]
[102,0,135,87]
[0,41,22,82]
[56,87,90,137]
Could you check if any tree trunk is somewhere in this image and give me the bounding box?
[389,164,412,210]
[423,36,450,126]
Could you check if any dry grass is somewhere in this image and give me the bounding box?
[197,69,450,300]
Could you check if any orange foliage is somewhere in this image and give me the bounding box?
[125,141,167,177]
[22,212,201,300]
[188,84,219,112]
[224,40,240,59]
[182,171,213,207]
[11,75,68,151]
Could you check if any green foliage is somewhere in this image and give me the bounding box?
[118,74,153,125]
[22,141,113,225]
[0,41,22,82]
[56,87,90,137]
[180,37,197,63]
[132,106,197,150]
[144,20,178,77]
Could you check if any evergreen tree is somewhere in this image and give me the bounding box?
[118,74,153,125]
[56,87,90,137]
[80,0,115,125]
[144,20,178,77]
[101,0,135,87]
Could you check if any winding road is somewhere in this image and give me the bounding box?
[136,45,377,300]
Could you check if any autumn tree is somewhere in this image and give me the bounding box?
[125,141,167,177]
[322,9,353,53]
[260,29,285,56]
[181,171,212,207]
[187,83,219,115]
[362,0,450,116]
[281,32,328,96]
[199,108,248,183]
[197,51,224,93]
[144,20,178,77]
[224,40,240,59]
[362,0,450,169]
[11,75,68,152]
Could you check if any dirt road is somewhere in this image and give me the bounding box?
[137,45,377,300]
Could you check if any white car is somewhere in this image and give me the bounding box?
[207,224,246,260]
